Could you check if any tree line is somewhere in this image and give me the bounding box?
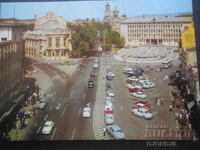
[69,22,125,57]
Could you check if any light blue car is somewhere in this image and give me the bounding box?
[106,125,125,140]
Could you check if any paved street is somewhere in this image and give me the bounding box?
[14,58,98,140]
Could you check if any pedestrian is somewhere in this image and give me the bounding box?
[169,104,173,112]
[160,98,164,105]
[103,127,106,136]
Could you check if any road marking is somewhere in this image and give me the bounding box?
[44,114,48,121]
[121,106,123,111]
[78,107,81,118]
[49,105,53,111]
[71,128,76,140]
[83,93,86,100]
[50,128,57,140]
[61,108,66,117]
[69,93,71,98]
[36,126,41,134]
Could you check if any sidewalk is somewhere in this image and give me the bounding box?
[8,66,54,141]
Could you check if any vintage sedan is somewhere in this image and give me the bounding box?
[42,121,54,134]
[131,108,152,119]
[106,125,125,140]
[131,92,147,99]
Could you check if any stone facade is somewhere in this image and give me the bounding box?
[24,12,72,60]
[0,41,24,115]
[120,17,191,47]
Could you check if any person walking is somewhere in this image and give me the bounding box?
[103,127,106,136]
[169,103,173,112]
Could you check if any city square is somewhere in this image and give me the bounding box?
[0,0,199,142]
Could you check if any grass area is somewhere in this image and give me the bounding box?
[114,48,122,51]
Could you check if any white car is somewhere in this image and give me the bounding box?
[127,84,143,89]
[107,91,115,97]
[105,114,114,124]
[139,79,150,84]
[42,121,54,134]
[142,81,155,89]
[83,107,91,118]
[127,76,139,82]
[123,67,132,72]
[93,63,99,69]
[107,72,115,77]
[131,108,152,119]
[131,92,147,99]
[94,59,99,63]
[105,96,113,103]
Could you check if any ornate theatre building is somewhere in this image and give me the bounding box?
[24,12,72,60]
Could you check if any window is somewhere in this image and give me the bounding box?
[56,38,60,48]
[64,37,67,47]
[48,38,52,48]
[1,38,7,41]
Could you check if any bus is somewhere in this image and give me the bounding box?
[161,60,172,69]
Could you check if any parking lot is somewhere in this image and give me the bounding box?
[103,56,182,140]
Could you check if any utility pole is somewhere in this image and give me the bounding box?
[13,5,15,18]
[0,3,1,19]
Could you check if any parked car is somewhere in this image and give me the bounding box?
[139,74,149,80]
[131,92,147,99]
[105,96,113,103]
[127,84,143,89]
[129,88,143,93]
[104,105,113,114]
[127,76,139,82]
[83,107,91,118]
[90,70,96,77]
[106,74,113,80]
[106,125,125,140]
[42,121,54,134]
[36,102,48,110]
[105,114,114,125]
[107,72,115,77]
[106,84,112,90]
[93,63,99,69]
[142,81,155,89]
[139,79,150,84]
[107,90,115,97]
[135,101,151,108]
[88,80,94,88]
[129,71,143,76]
[123,67,132,72]
[132,102,151,112]
[94,59,99,63]
[131,108,152,119]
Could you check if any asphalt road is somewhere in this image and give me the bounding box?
[23,58,98,140]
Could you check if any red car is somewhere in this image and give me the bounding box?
[135,101,151,108]
[129,88,142,93]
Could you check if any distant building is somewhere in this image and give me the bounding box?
[24,12,72,60]
[104,3,127,32]
[176,14,193,22]
[120,16,191,47]
[180,24,199,106]
[0,19,34,42]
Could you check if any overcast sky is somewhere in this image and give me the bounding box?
[1,0,193,21]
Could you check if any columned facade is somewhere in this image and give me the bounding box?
[120,17,191,47]
[24,12,72,60]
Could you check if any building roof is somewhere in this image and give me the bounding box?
[121,16,191,24]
